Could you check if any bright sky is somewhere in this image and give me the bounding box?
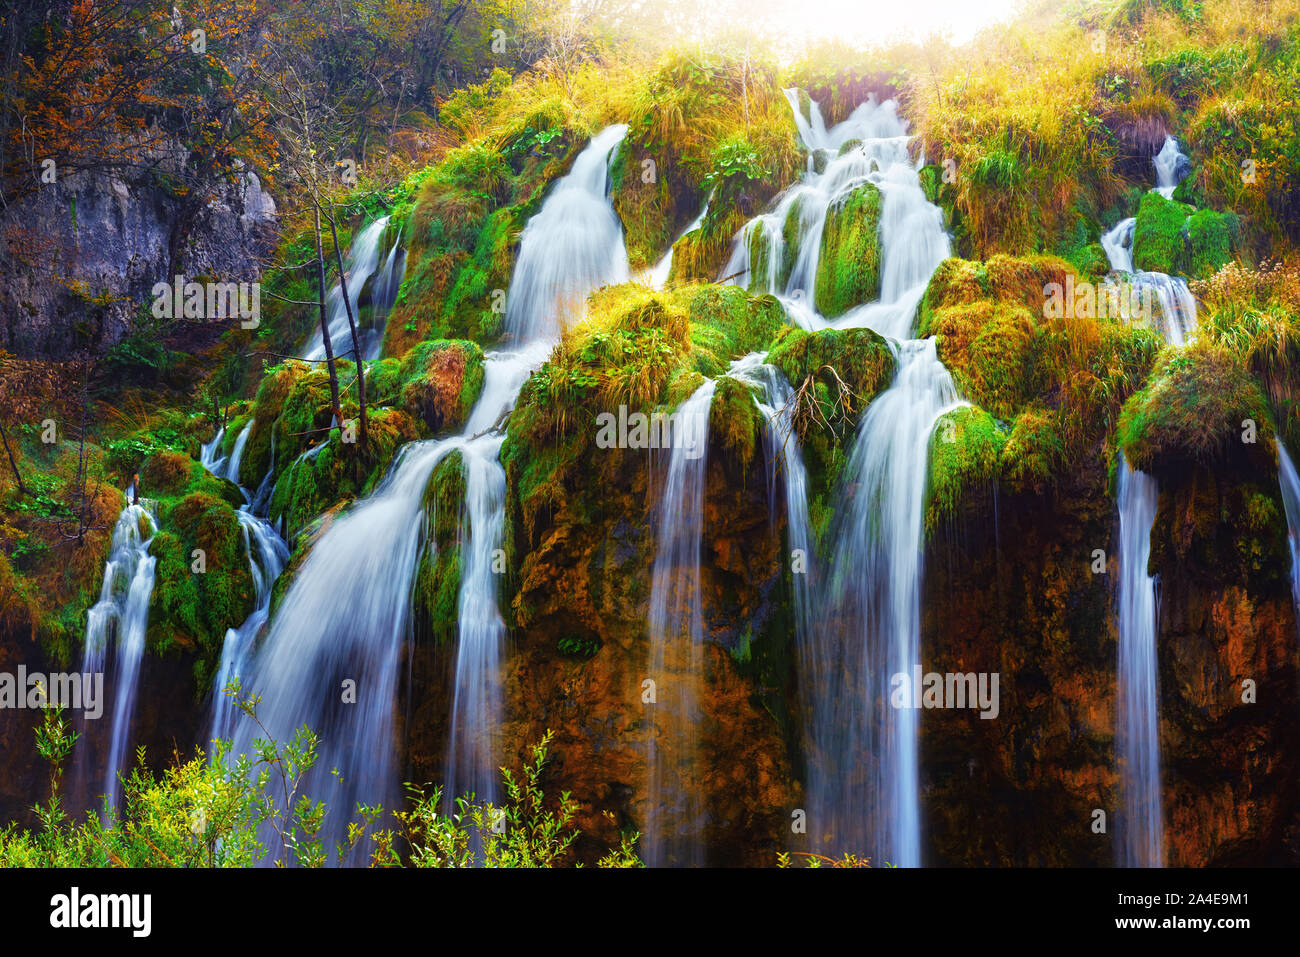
[763,0,1026,47]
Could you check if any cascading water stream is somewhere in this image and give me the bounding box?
[222,127,629,860]
[1100,136,1197,345]
[719,92,958,864]
[208,508,289,745]
[827,340,965,866]
[302,216,394,362]
[1115,455,1163,867]
[644,378,717,867]
[1103,135,1196,867]
[1277,440,1300,621]
[74,489,158,812]
[722,92,948,340]
[504,124,630,343]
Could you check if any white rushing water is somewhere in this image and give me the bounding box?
[1100,136,1197,345]
[643,378,717,867]
[722,92,957,865]
[223,128,629,860]
[1105,135,1195,868]
[1278,440,1300,620]
[1115,455,1163,867]
[302,216,396,363]
[208,508,289,746]
[828,340,965,867]
[504,124,630,342]
[721,92,949,340]
[76,489,158,812]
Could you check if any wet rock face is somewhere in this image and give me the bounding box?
[1152,468,1299,866]
[921,455,1300,866]
[921,461,1119,866]
[1,146,276,359]
[401,423,801,865]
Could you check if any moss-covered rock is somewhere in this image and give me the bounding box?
[814,182,882,317]
[412,451,466,645]
[398,339,486,435]
[709,376,763,471]
[1117,342,1276,475]
[926,405,1009,530]
[1185,208,1239,277]
[147,492,255,665]
[1132,191,1191,273]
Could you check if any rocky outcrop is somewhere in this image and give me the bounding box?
[0,141,276,359]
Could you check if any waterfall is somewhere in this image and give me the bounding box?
[1105,135,1194,868]
[644,379,717,867]
[718,91,958,864]
[200,426,227,474]
[302,216,392,362]
[1100,137,1197,345]
[1278,440,1300,620]
[208,508,289,745]
[1115,455,1163,867]
[720,92,948,339]
[827,340,965,866]
[221,127,629,860]
[647,200,709,289]
[1153,135,1190,199]
[504,124,630,342]
[75,489,158,812]
[223,421,254,491]
[367,229,406,359]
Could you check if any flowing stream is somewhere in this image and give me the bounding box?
[1103,134,1195,867]
[302,216,401,363]
[1278,440,1300,623]
[643,378,717,867]
[721,92,957,865]
[221,127,628,860]
[74,489,158,812]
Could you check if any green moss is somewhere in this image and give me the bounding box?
[814,182,882,317]
[768,326,896,413]
[1184,208,1239,277]
[1132,191,1192,274]
[709,376,762,469]
[1118,342,1276,473]
[412,451,467,645]
[926,405,1009,531]
[923,300,1038,419]
[1001,405,1068,495]
[147,492,255,667]
[398,339,486,434]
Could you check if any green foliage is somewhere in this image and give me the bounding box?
[1132,191,1192,274]
[926,406,1010,531]
[1118,342,1276,473]
[814,182,882,317]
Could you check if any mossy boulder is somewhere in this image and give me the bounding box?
[267,406,421,543]
[412,450,466,645]
[398,339,486,435]
[1118,342,1277,475]
[147,492,256,667]
[920,299,1038,419]
[814,182,882,317]
[1133,191,1192,273]
[709,376,763,471]
[926,405,1010,531]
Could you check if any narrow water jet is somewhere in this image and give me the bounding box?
[73,490,158,812]
[644,379,717,867]
[1115,455,1163,868]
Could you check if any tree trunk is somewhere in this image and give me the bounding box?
[0,412,25,497]
[314,203,344,440]
[327,211,369,452]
